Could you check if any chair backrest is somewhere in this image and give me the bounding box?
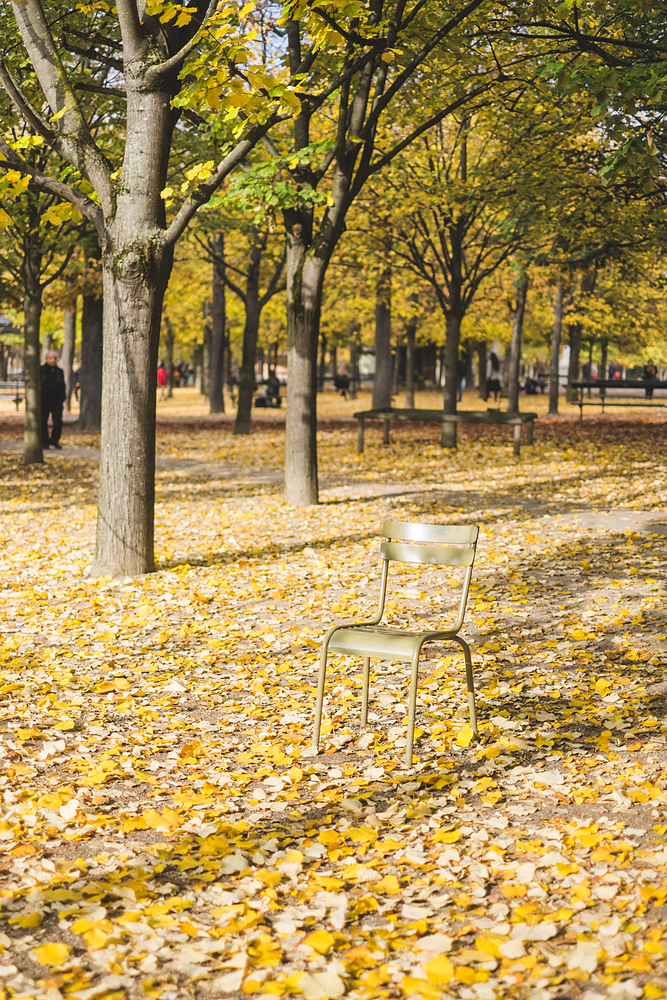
[381,519,478,567]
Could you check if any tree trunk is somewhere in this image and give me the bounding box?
[317,331,327,392]
[0,342,5,382]
[40,333,51,364]
[549,279,564,415]
[372,265,392,409]
[201,322,211,397]
[284,224,326,506]
[477,341,487,399]
[62,306,76,411]
[77,292,103,430]
[507,274,528,413]
[566,323,582,403]
[209,231,226,414]
[22,255,43,464]
[330,344,337,380]
[349,333,358,400]
[442,313,462,447]
[165,316,175,399]
[405,317,416,408]
[233,296,261,435]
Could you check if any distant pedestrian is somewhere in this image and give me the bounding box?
[40,350,66,450]
[157,362,168,400]
[457,358,467,402]
[644,359,657,399]
[485,351,501,402]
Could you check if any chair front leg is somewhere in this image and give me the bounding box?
[313,642,331,750]
[360,657,371,728]
[405,647,423,767]
[453,634,478,738]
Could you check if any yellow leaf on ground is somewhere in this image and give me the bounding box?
[423,955,454,984]
[32,942,71,966]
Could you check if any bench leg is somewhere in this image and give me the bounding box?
[360,657,371,728]
[526,420,534,445]
[357,418,364,453]
[383,418,390,445]
[441,420,457,449]
[313,644,330,751]
[513,423,521,457]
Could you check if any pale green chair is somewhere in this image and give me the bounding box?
[313,520,479,766]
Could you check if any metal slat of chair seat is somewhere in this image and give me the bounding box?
[380,540,474,566]
[383,520,478,545]
[330,626,422,660]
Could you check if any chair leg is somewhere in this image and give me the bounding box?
[313,644,330,750]
[455,635,478,738]
[360,657,371,727]
[405,650,421,767]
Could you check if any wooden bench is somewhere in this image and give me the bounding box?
[571,380,667,423]
[353,407,537,455]
[0,381,23,411]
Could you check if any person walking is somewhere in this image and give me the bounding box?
[485,351,502,403]
[644,359,657,399]
[40,349,66,450]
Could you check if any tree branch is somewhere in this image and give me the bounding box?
[0,59,57,147]
[0,140,104,232]
[115,0,144,60]
[9,0,112,208]
[259,247,286,308]
[63,40,123,71]
[145,0,219,83]
[164,118,286,247]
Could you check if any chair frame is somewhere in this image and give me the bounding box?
[313,520,479,766]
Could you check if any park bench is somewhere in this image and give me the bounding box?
[0,380,24,411]
[571,380,667,423]
[313,519,479,766]
[353,407,537,455]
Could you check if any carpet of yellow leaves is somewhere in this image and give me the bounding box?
[1,401,667,1000]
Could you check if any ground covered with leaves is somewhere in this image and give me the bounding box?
[1,410,667,1000]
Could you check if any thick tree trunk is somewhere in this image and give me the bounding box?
[566,323,582,403]
[549,279,564,415]
[507,275,528,413]
[372,265,392,409]
[284,225,325,506]
[442,313,462,447]
[234,296,261,435]
[62,306,76,411]
[477,341,487,399]
[77,292,103,430]
[23,274,43,465]
[405,317,416,408]
[209,231,225,414]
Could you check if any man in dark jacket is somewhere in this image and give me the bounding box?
[41,350,66,449]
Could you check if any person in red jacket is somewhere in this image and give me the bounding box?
[157,362,168,400]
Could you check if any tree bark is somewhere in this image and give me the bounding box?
[349,332,359,400]
[507,274,528,413]
[22,249,43,464]
[566,322,582,403]
[372,265,392,409]
[284,224,325,506]
[165,316,175,399]
[317,330,328,392]
[477,341,487,399]
[62,306,76,411]
[0,342,5,382]
[405,317,416,408]
[549,278,565,415]
[234,296,261,435]
[209,231,225,414]
[77,292,103,430]
[442,313,462,447]
[200,322,211,397]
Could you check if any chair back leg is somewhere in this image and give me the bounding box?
[313,644,330,749]
[360,657,371,728]
[405,648,422,767]
[453,634,478,737]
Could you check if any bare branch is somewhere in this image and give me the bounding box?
[74,82,126,100]
[63,40,123,72]
[259,247,286,308]
[9,0,112,208]
[0,60,57,147]
[164,117,286,247]
[145,0,219,83]
[0,139,104,232]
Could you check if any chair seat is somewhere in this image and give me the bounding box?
[329,625,456,661]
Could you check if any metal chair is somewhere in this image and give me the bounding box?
[313,520,479,766]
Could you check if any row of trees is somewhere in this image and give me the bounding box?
[1,0,665,577]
